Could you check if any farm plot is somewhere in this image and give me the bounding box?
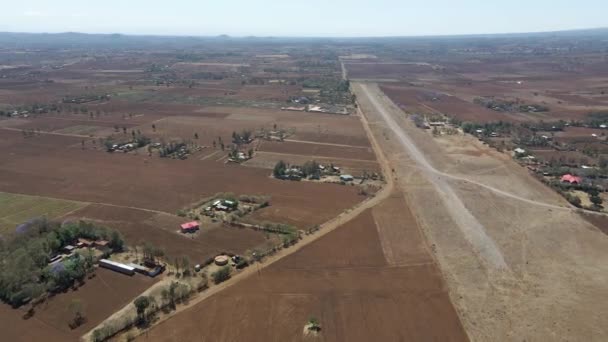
[67,204,278,263]
[0,268,156,342]
[0,192,87,233]
[380,84,517,123]
[140,207,468,342]
[258,140,376,161]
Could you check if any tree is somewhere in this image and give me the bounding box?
[590,195,603,207]
[109,230,124,252]
[307,316,321,332]
[68,299,86,329]
[301,160,320,178]
[248,149,254,159]
[152,124,156,132]
[122,127,127,134]
[194,132,199,139]
[134,296,152,324]
[212,266,231,284]
[273,160,287,178]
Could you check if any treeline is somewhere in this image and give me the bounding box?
[0,219,124,307]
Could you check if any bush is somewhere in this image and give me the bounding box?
[235,258,249,269]
[212,266,231,284]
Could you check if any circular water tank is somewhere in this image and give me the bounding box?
[214,255,229,266]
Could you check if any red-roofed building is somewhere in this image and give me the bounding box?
[561,174,582,184]
[180,221,200,233]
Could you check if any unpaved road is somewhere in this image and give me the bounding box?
[357,83,509,270]
[358,83,572,213]
[354,82,608,342]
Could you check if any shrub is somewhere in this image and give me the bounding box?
[212,266,231,284]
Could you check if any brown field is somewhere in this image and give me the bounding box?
[0,268,156,342]
[380,84,517,123]
[345,62,438,80]
[529,149,598,165]
[258,140,376,161]
[140,197,468,342]
[0,130,362,215]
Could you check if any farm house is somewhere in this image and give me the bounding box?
[180,221,200,233]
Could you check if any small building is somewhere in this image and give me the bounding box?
[180,221,200,233]
[99,259,135,276]
[340,174,354,182]
[128,263,151,275]
[223,200,237,209]
[561,174,582,185]
[62,245,76,254]
[94,240,109,249]
[78,238,93,247]
[514,148,526,155]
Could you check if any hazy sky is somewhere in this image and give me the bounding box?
[0,0,606,37]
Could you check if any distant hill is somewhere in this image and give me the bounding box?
[0,27,606,48]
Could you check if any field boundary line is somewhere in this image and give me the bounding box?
[282,139,370,149]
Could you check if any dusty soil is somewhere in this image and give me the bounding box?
[138,208,468,342]
[354,82,608,342]
[258,140,376,161]
[0,130,363,218]
[0,268,156,342]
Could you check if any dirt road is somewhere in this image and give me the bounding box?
[357,83,509,270]
[353,82,608,342]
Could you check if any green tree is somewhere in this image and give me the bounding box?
[273,160,287,178]
[109,230,124,252]
[307,316,321,332]
[68,299,86,329]
[134,296,152,324]
[590,195,603,207]
[212,266,231,284]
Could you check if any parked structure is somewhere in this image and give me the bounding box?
[340,174,354,182]
[99,259,135,276]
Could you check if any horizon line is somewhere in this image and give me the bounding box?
[1,26,607,40]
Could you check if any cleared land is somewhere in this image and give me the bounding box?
[353,82,608,341]
[0,268,156,342]
[139,205,468,342]
[0,192,87,233]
